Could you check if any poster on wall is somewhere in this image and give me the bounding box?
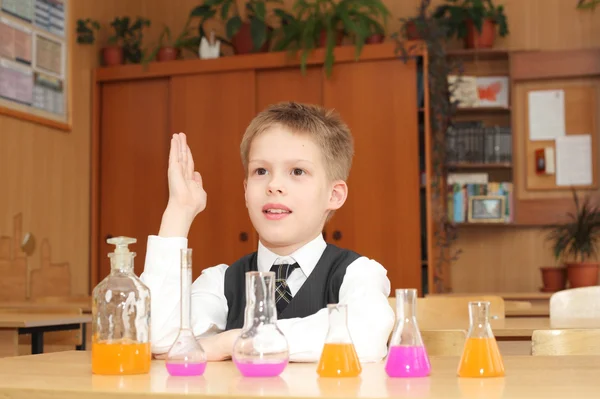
[0,0,69,130]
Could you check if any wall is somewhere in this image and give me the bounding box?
[1,0,599,296]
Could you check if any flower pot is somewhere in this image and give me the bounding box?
[405,21,421,40]
[318,30,344,48]
[464,18,496,49]
[566,262,600,288]
[231,22,272,54]
[156,47,180,62]
[365,34,385,44]
[102,46,123,66]
[540,267,567,292]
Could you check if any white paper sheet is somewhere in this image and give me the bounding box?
[556,135,593,186]
[528,90,566,141]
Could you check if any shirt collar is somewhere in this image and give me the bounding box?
[257,234,327,278]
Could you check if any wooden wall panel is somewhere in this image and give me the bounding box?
[3,0,600,297]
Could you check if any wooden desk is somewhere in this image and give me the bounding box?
[427,292,552,318]
[0,351,598,398]
[0,313,92,357]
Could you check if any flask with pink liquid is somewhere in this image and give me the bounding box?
[385,288,431,378]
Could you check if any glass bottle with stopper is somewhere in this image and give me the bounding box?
[317,303,362,378]
[457,301,505,378]
[166,249,207,376]
[92,236,151,375]
[385,288,431,377]
[232,271,289,377]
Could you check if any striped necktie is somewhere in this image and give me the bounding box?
[270,262,299,315]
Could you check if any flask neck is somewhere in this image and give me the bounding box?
[468,301,493,338]
[325,304,353,344]
[109,253,135,274]
[396,289,417,323]
[180,249,193,330]
[245,272,277,328]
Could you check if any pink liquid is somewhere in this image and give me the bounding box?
[385,345,431,378]
[234,360,288,377]
[166,361,207,376]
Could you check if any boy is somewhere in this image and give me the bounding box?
[140,102,394,362]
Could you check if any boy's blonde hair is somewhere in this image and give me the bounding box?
[240,102,354,181]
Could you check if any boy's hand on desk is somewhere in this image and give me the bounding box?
[197,329,241,361]
[159,133,207,237]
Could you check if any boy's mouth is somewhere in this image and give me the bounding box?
[262,204,292,219]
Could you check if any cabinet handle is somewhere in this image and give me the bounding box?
[333,230,342,240]
[239,232,248,242]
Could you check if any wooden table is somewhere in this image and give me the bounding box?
[0,313,92,357]
[0,351,598,398]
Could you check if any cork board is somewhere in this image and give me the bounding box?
[523,83,598,191]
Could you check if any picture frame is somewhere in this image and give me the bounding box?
[467,195,506,223]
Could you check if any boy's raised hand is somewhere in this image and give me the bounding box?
[158,133,207,238]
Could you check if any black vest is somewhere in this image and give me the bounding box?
[224,244,361,330]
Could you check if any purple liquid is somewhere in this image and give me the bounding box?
[234,360,288,377]
[385,345,431,378]
[166,361,207,376]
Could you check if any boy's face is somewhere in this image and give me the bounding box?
[244,125,347,255]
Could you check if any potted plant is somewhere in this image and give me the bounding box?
[539,264,567,292]
[546,188,600,288]
[190,0,285,55]
[577,0,600,10]
[76,18,100,44]
[144,21,201,63]
[433,0,509,49]
[276,0,389,77]
[105,16,151,66]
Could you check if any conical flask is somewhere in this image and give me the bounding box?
[385,288,431,377]
[317,304,362,378]
[165,249,207,376]
[457,301,505,378]
[233,271,289,377]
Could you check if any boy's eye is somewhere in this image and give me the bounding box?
[292,168,305,176]
[255,168,267,175]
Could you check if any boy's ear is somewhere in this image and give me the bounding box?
[327,180,348,211]
[243,179,248,207]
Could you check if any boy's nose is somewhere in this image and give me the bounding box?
[267,179,286,195]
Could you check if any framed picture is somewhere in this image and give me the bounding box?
[467,195,506,223]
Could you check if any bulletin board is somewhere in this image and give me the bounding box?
[522,82,598,191]
[0,0,70,131]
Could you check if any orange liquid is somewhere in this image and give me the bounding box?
[457,337,505,378]
[92,341,151,375]
[317,343,362,377]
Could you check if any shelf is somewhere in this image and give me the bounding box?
[447,162,512,170]
[446,48,510,60]
[453,222,516,227]
[456,106,511,113]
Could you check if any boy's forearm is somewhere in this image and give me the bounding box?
[158,205,195,238]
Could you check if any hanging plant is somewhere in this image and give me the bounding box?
[392,0,463,293]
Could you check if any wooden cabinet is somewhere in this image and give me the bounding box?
[92,43,424,292]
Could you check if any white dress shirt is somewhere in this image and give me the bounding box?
[140,234,395,362]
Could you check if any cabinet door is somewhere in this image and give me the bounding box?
[256,67,323,110]
[99,79,170,279]
[323,59,421,293]
[170,71,257,278]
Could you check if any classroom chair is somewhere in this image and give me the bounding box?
[549,286,600,320]
[531,329,600,356]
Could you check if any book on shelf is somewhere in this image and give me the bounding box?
[447,182,513,223]
[446,124,512,165]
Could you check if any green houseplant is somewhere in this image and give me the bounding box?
[275,0,390,77]
[76,18,100,44]
[546,188,600,289]
[104,16,151,66]
[190,0,285,54]
[394,0,463,293]
[433,0,508,49]
[144,20,201,63]
[577,0,600,10]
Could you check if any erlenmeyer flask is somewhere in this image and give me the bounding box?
[232,271,289,377]
[457,301,505,378]
[385,288,431,377]
[317,304,362,378]
[165,249,207,376]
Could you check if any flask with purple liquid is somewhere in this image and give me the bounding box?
[232,271,289,377]
[165,249,207,376]
[385,288,431,378]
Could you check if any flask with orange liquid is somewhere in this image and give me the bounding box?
[91,236,151,375]
[317,304,361,378]
[457,301,505,378]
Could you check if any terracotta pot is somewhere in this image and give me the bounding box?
[156,47,180,62]
[405,21,421,40]
[566,262,600,288]
[540,267,567,292]
[102,46,123,66]
[365,33,385,44]
[231,22,272,54]
[318,29,344,48]
[464,18,496,49]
